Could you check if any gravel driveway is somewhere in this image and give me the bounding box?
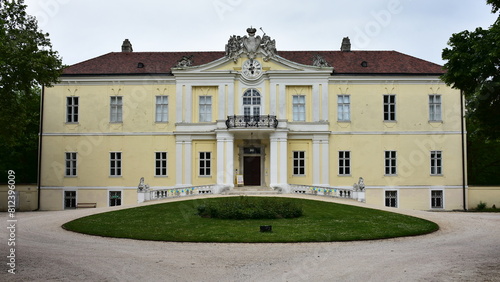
[2,194,500,281]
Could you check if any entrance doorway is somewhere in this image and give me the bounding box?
[243,156,261,186]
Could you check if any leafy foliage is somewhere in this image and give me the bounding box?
[0,0,62,182]
[476,201,487,210]
[197,196,303,219]
[442,23,500,140]
[442,1,500,185]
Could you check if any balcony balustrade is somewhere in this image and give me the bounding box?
[226,115,278,129]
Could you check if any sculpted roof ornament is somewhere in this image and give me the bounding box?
[174,55,194,68]
[225,27,277,62]
[312,54,331,67]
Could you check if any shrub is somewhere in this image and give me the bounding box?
[476,201,487,210]
[197,196,303,219]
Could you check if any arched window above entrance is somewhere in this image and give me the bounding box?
[243,89,261,117]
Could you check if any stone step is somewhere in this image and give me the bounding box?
[226,186,279,195]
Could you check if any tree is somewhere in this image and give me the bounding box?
[442,14,500,139]
[442,0,500,185]
[0,0,63,182]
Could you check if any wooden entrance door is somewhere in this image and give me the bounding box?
[243,156,261,186]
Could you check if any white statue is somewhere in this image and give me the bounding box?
[138,177,149,191]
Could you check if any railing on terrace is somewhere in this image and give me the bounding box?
[147,185,214,201]
[226,115,278,129]
[289,184,353,199]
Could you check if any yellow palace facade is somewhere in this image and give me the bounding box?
[39,28,466,210]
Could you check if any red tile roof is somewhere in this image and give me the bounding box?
[62,50,444,76]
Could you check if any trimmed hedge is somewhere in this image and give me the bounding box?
[197,196,303,219]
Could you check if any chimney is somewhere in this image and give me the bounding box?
[122,39,133,52]
[341,37,351,52]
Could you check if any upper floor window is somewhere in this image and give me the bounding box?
[66,97,79,123]
[65,152,77,176]
[156,96,168,122]
[383,95,396,121]
[337,95,350,121]
[243,89,261,117]
[110,96,123,123]
[110,152,122,176]
[385,150,397,175]
[199,96,212,122]
[430,150,442,175]
[292,95,306,121]
[429,95,442,121]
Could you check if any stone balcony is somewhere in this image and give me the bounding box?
[225,115,279,129]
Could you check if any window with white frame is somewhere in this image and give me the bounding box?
[385,151,397,175]
[155,152,167,176]
[64,191,76,209]
[383,94,396,121]
[199,152,211,176]
[429,95,442,121]
[385,190,398,207]
[337,95,350,121]
[292,95,306,121]
[430,150,442,175]
[243,89,261,117]
[199,96,212,122]
[338,151,351,175]
[66,97,79,123]
[110,96,123,123]
[109,191,121,206]
[155,96,168,122]
[65,152,77,176]
[110,152,122,176]
[293,151,305,176]
[431,190,443,209]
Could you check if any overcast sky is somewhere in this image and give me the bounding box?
[25,0,498,66]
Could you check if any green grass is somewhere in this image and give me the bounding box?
[63,197,439,243]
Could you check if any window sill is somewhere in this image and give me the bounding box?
[65,122,79,125]
[338,174,352,177]
[337,120,351,123]
[384,174,398,177]
[430,174,444,176]
[64,175,78,178]
[109,176,122,178]
[154,175,168,178]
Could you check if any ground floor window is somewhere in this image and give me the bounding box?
[64,191,76,209]
[109,191,122,206]
[199,152,211,176]
[338,151,350,175]
[293,151,305,176]
[385,190,398,207]
[431,190,443,209]
[155,152,167,176]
